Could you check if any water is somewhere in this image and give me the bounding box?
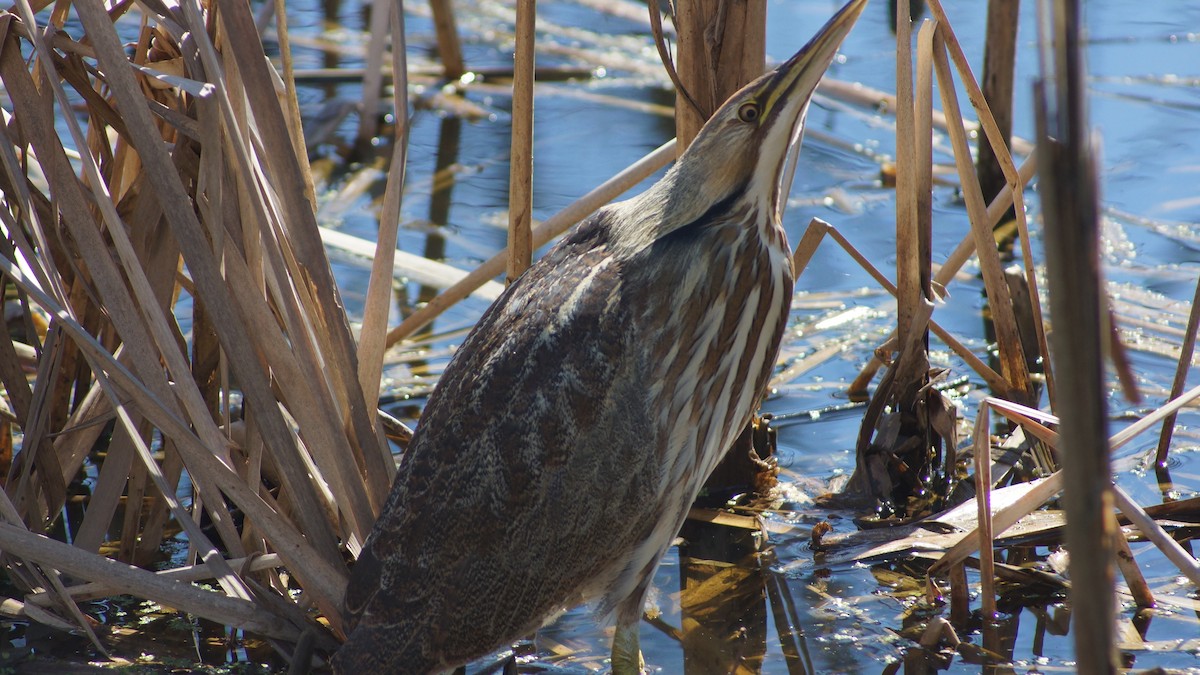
[300,0,1199,671]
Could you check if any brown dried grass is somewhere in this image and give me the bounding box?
[0,0,405,655]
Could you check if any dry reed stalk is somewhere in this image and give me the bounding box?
[647,0,700,128]
[992,382,1200,458]
[925,0,1051,405]
[893,0,917,344]
[26,554,284,605]
[930,27,1032,404]
[934,153,1037,286]
[319,227,505,301]
[507,0,536,283]
[985,398,1059,447]
[386,139,677,343]
[1111,484,1200,587]
[672,0,764,150]
[357,1,410,453]
[273,0,316,207]
[892,1,930,376]
[914,21,935,274]
[0,0,424,648]
[1035,0,1116,666]
[947,562,969,624]
[792,219,1009,395]
[0,483,104,652]
[972,402,997,619]
[1113,382,1200,448]
[0,521,303,641]
[927,472,1063,582]
[1105,303,1142,405]
[976,0,1021,208]
[1108,510,1154,609]
[815,79,1035,156]
[1154,273,1200,466]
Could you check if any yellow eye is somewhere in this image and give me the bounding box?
[737,102,760,123]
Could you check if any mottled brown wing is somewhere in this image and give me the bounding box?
[338,211,666,671]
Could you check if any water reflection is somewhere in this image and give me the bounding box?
[676,521,768,673]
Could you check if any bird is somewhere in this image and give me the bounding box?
[333,0,866,672]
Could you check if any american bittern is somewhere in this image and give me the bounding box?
[334,0,866,671]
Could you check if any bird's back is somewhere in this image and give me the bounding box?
[336,212,668,672]
[334,188,793,673]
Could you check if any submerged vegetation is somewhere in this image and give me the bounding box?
[0,0,1196,671]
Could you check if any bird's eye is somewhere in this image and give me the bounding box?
[737,102,760,123]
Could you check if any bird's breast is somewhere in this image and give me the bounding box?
[632,216,794,489]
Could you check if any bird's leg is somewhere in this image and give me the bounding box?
[610,620,644,675]
[610,589,648,675]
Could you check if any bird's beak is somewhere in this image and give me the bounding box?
[758,0,867,215]
[761,0,867,133]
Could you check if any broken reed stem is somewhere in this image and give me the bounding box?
[972,402,997,619]
[25,554,284,605]
[893,0,920,347]
[386,139,677,343]
[929,471,1063,580]
[507,0,536,284]
[948,562,970,624]
[357,0,410,468]
[793,219,1009,395]
[1106,302,1141,404]
[0,522,300,641]
[936,154,1038,288]
[1111,484,1200,587]
[913,20,935,293]
[1154,272,1200,467]
[925,0,1051,405]
[1108,510,1154,609]
[931,26,1032,403]
[930,383,1200,593]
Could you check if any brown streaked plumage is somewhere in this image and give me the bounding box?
[333,1,866,672]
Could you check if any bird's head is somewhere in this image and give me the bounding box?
[661,0,867,227]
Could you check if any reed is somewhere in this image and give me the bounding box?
[0,0,396,657]
[507,0,537,283]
